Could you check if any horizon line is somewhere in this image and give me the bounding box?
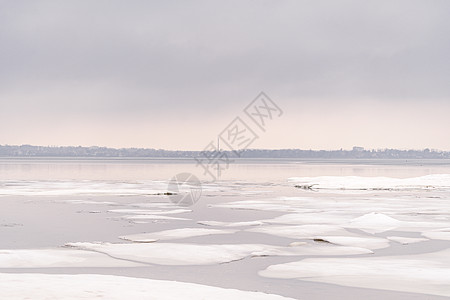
[1,144,449,153]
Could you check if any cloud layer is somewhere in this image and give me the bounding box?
[1,0,449,149]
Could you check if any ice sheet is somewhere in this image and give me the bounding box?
[252,243,372,256]
[198,220,264,227]
[311,236,390,250]
[422,228,450,240]
[246,224,353,239]
[0,180,169,196]
[0,248,142,268]
[387,236,428,244]
[212,196,450,237]
[120,228,237,242]
[289,174,450,192]
[108,209,191,215]
[65,240,376,266]
[57,200,118,205]
[120,215,190,221]
[260,249,450,297]
[66,242,271,265]
[0,273,294,300]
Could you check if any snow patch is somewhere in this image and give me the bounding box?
[344,212,402,234]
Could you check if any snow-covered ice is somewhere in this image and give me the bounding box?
[120,215,190,221]
[120,228,237,242]
[260,248,450,297]
[109,209,191,215]
[0,180,170,196]
[68,241,374,266]
[387,236,428,245]
[3,165,450,299]
[198,220,264,227]
[57,199,118,205]
[310,236,390,250]
[252,243,373,256]
[288,174,450,193]
[422,228,450,240]
[246,224,353,239]
[344,212,402,233]
[0,273,294,300]
[0,248,143,268]
[66,242,271,265]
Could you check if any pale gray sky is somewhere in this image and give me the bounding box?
[1,0,449,150]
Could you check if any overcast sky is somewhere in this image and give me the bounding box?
[1,0,449,150]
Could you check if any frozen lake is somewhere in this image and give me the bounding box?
[1,158,450,299]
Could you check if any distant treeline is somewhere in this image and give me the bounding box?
[0,145,449,159]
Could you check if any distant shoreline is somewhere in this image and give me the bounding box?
[1,144,449,159]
